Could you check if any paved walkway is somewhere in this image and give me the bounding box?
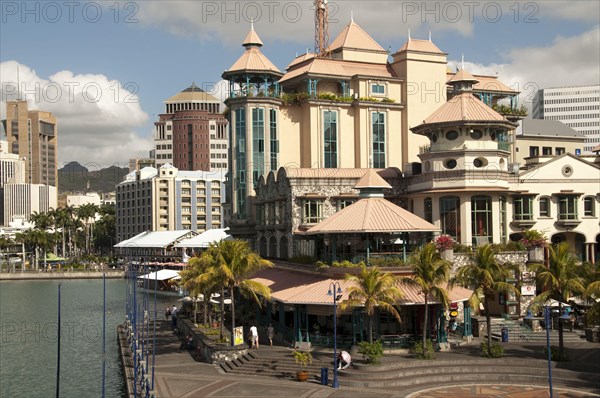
[150,321,599,398]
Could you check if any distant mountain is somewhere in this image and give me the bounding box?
[58,162,129,193]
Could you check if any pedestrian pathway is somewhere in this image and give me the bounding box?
[148,321,600,398]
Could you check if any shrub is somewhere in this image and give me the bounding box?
[292,350,313,370]
[288,255,315,264]
[358,341,384,364]
[435,235,455,250]
[369,257,407,267]
[520,229,548,249]
[410,339,435,360]
[331,260,364,268]
[453,244,473,253]
[480,341,504,358]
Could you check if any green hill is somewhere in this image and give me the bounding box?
[58,162,129,193]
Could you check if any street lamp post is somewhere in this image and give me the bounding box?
[328,282,343,389]
[526,306,554,398]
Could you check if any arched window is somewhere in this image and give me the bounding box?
[440,196,461,241]
[471,195,492,245]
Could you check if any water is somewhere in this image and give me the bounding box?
[0,278,175,398]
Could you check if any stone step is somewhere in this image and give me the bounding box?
[339,370,600,390]
[341,364,596,383]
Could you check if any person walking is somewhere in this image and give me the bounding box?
[267,324,274,346]
[171,304,178,328]
[249,325,259,349]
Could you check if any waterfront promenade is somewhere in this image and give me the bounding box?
[128,320,600,398]
[0,270,124,280]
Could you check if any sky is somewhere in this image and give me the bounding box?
[1,0,599,168]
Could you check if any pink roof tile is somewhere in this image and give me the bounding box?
[327,21,386,53]
[354,169,392,189]
[283,167,401,180]
[423,92,507,125]
[242,27,263,47]
[280,58,394,83]
[397,39,445,54]
[307,197,439,234]
[446,73,518,94]
[226,47,281,74]
[251,268,472,305]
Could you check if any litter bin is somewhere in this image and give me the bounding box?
[320,367,328,385]
[501,327,509,342]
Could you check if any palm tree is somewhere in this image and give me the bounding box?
[30,210,53,231]
[51,207,71,257]
[0,235,14,272]
[179,255,220,325]
[403,243,451,356]
[529,242,586,359]
[203,240,273,345]
[76,203,98,253]
[450,244,519,356]
[340,264,403,343]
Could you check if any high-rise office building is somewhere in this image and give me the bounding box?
[153,83,228,172]
[4,100,58,186]
[532,85,600,153]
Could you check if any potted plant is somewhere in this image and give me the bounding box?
[435,235,455,261]
[520,229,547,262]
[292,350,312,382]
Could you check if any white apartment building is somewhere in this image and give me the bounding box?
[115,164,226,242]
[66,192,102,207]
[532,85,600,153]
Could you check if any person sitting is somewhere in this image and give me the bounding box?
[180,333,194,350]
[337,351,351,370]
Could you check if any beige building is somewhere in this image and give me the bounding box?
[4,100,58,187]
[255,69,600,263]
[115,164,226,242]
[66,192,102,207]
[223,21,519,242]
[514,118,585,165]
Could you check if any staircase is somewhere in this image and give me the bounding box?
[218,347,332,381]
[339,357,600,394]
[486,318,586,343]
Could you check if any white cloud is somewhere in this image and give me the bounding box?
[0,61,152,168]
[448,26,600,108]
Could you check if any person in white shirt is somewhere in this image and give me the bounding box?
[171,305,178,328]
[249,325,259,349]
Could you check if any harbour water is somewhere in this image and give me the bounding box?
[0,278,175,397]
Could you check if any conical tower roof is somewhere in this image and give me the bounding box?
[354,169,392,189]
[242,23,263,47]
[327,20,386,53]
[447,69,478,84]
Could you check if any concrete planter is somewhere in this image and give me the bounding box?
[584,328,600,343]
[440,249,454,262]
[527,247,544,263]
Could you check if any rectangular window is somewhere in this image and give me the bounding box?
[471,195,492,245]
[323,110,337,168]
[499,196,507,243]
[555,147,565,155]
[584,197,595,217]
[529,146,539,157]
[542,147,552,155]
[558,196,578,220]
[303,200,323,224]
[337,199,355,211]
[372,112,386,168]
[539,197,551,217]
[513,196,534,221]
[235,108,247,218]
[424,197,433,223]
[440,196,461,241]
[252,108,265,184]
[270,109,278,171]
[371,84,385,95]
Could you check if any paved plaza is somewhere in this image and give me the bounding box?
[149,321,599,398]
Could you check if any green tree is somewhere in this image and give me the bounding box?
[203,240,273,345]
[529,242,586,359]
[0,236,14,272]
[450,244,520,357]
[403,243,451,356]
[30,211,54,231]
[76,204,98,253]
[340,264,403,343]
[179,255,220,325]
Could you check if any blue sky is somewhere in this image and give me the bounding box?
[1,1,599,167]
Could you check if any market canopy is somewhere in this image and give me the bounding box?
[114,230,197,249]
[137,269,181,281]
[174,228,233,248]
